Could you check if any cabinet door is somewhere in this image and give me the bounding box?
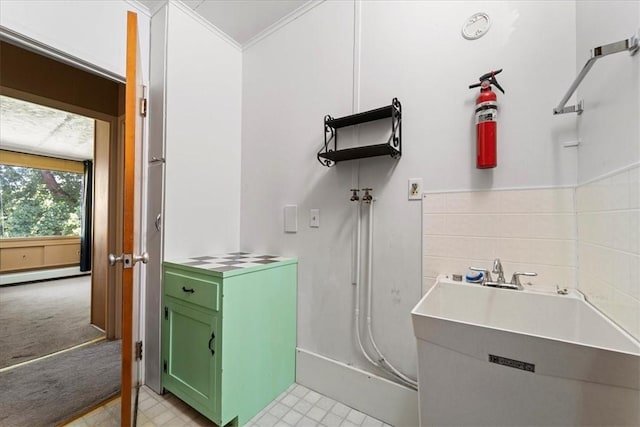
[162,299,220,421]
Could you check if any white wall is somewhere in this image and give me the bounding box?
[0,0,150,82]
[162,2,242,259]
[575,1,639,184]
[575,1,640,340]
[241,0,578,406]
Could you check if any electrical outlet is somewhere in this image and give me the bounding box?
[409,178,423,200]
[310,209,320,228]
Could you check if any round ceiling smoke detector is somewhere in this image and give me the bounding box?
[462,12,491,40]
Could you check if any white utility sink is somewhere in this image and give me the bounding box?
[411,275,640,426]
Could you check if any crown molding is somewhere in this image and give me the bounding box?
[242,0,325,51]
[124,0,153,17]
[170,0,241,51]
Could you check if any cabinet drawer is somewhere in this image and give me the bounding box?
[165,271,219,311]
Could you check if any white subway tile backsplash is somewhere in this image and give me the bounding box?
[608,211,632,253]
[496,238,575,267]
[504,263,576,290]
[422,193,447,213]
[494,214,531,238]
[628,211,639,253]
[575,184,592,213]
[499,188,574,213]
[579,211,638,253]
[534,214,576,240]
[422,236,449,257]
[576,165,639,341]
[579,245,639,299]
[445,191,499,213]
[629,254,640,294]
[607,172,631,210]
[448,236,497,261]
[423,187,576,291]
[576,167,640,212]
[629,167,639,209]
[445,214,495,237]
[423,256,492,281]
[423,214,447,235]
[611,290,640,339]
[579,274,614,310]
[576,212,596,244]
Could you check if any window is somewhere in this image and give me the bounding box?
[0,95,94,240]
[0,162,84,238]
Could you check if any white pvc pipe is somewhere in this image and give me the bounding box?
[353,200,379,368]
[365,199,418,389]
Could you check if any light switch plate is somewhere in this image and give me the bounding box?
[284,205,297,233]
[310,209,320,228]
[409,178,423,200]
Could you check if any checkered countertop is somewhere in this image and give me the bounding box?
[166,252,292,274]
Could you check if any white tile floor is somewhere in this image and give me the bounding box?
[65,383,391,427]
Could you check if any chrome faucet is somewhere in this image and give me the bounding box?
[469,259,537,290]
[492,258,505,284]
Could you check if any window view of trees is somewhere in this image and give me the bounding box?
[0,165,83,238]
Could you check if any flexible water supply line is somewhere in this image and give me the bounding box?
[353,200,380,368]
[365,199,418,389]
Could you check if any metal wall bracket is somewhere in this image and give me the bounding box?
[553,30,639,115]
[555,100,584,115]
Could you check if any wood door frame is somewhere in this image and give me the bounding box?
[122,10,143,427]
[0,86,122,338]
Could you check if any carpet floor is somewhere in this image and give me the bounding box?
[0,339,121,427]
[0,276,104,368]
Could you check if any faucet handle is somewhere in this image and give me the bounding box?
[510,272,537,288]
[469,267,493,283]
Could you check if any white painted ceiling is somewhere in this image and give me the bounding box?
[140,0,309,45]
[0,96,94,161]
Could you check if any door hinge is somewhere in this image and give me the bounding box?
[164,306,168,320]
[140,97,147,117]
[135,341,143,361]
[163,360,167,373]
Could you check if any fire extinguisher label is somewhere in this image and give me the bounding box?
[476,109,497,124]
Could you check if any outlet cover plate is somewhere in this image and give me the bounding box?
[409,178,423,200]
[284,205,297,233]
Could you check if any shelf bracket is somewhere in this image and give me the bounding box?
[318,115,337,167]
[553,30,639,115]
[388,99,402,158]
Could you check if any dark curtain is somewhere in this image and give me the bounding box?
[79,160,93,272]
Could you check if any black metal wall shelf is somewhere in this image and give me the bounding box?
[318,98,401,167]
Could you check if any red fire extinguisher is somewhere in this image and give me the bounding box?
[469,69,504,169]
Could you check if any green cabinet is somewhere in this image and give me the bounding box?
[163,299,220,419]
[162,254,297,426]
